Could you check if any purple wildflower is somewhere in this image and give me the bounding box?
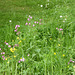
[2,56,4,58]
[34,21,36,23]
[25,23,28,25]
[28,18,30,21]
[6,43,8,45]
[33,24,35,27]
[59,28,63,31]
[0,48,1,50]
[3,52,5,54]
[8,45,11,47]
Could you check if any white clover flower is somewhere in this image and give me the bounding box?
[65,18,67,20]
[9,20,12,22]
[60,16,62,18]
[63,20,65,22]
[40,5,43,7]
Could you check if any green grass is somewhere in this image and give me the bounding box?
[0,0,75,75]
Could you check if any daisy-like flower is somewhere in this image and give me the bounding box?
[40,5,43,7]
[9,20,12,22]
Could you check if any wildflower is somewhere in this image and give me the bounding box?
[3,52,5,54]
[40,5,43,7]
[23,38,25,40]
[7,61,9,63]
[8,45,11,47]
[39,23,41,25]
[33,24,35,27]
[54,52,56,55]
[28,18,29,21]
[5,58,7,60]
[6,43,8,45]
[72,61,74,63]
[14,56,16,58]
[30,16,32,19]
[20,58,25,62]
[68,62,69,64]
[2,56,5,58]
[3,58,5,60]
[29,23,31,25]
[68,66,69,68]
[16,32,21,35]
[63,21,65,22]
[56,28,58,29]
[22,58,25,62]
[59,28,63,31]
[11,40,14,43]
[0,48,1,50]
[28,54,30,56]
[13,44,19,48]
[60,15,62,18]
[1,52,2,54]
[14,30,17,32]
[9,20,12,22]
[17,25,20,27]
[63,54,65,57]
[25,23,28,25]
[37,22,38,24]
[50,38,52,40]
[65,18,67,20]
[34,21,36,23]
[18,61,20,63]
[18,40,22,44]
[58,44,60,46]
[10,48,16,52]
[17,37,19,40]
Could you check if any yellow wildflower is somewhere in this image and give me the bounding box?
[63,54,65,57]
[18,40,22,44]
[68,66,69,68]
[58,44,60,46]
[5,58,7,60]
[12,40,14,42]
[23,38,25,40]
[20,58,22,59]
[10,48,16,52]
[54,52,56,55]
[50,38,52,40]
[10,58,12,59]
[14,55,16,58]
[17,37,19,40]
[7,61,9,63]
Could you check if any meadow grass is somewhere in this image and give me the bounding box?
[0,0,75,75]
